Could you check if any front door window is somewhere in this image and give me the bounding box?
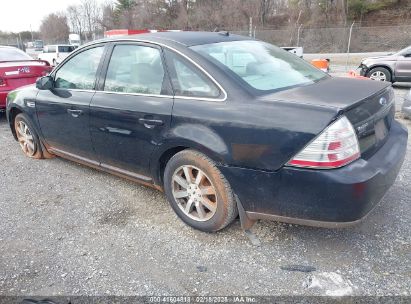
[54,46,104,90]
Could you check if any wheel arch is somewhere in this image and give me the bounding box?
[367,65,395,81]
[154,145,188,187]
[8,106,24,140]
[151,138,229,187]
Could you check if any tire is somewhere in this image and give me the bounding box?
[367,67,392,82]
[164,149,238,232]
[14,113,44,159]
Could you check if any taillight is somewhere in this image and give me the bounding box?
[0,77,5,87]
[288,116,360,169]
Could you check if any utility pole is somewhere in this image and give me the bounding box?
[30,24,34,42]
[249,17,253,37]
[345,21,355,71]
[297,24,303,47]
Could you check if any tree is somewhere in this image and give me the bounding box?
[81,0,102,41]
[67,5,85,38]
[40,13,70,44]
[114,0,138,28]
[99,1,116,30]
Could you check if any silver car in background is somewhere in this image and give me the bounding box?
[360,46,411,83]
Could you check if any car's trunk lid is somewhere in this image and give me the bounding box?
[344,86,395,158]
[0,60,51,78]
[0,60,51,90]
[260,76,394,158]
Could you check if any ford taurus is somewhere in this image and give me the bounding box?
[6,32,408,232]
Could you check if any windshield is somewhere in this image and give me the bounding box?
[191,40,327,92]
[395,46,411,56]
[34,40,43,48]
[58,46,75,53]
[0,47,32,61]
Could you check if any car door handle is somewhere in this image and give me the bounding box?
[67,109,83,118]
[138,118,164,128]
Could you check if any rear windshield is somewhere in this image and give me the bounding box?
[191,40,327,92]
[58,46,75,53]
[0,47,32,61]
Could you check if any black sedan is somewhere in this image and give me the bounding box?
[6,32,408,232]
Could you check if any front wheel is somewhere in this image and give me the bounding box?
[164,149,238,232]
[14,113,44,159]
[367,67,392,82]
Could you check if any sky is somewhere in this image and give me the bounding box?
[0,0,103,32]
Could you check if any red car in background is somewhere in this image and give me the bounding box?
[0,46,52,109]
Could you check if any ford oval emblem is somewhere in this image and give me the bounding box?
[379,97,387,106]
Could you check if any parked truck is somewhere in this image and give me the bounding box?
[68,34,81,48]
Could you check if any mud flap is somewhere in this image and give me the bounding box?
[235,194,256,230]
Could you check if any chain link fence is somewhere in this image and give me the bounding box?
[233,25,411,53]
[2,25,410,55]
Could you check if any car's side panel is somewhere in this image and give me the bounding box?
[34,44,108,160]
[170,98,337,169]
[90,92,174,178]
[395,56,411,81]
[89,42,174,178]
[36,89,96,159]
[152,46,340,184]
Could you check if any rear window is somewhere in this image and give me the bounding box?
[58,46,75,53]
[0,47,32,61]
[191,40,327,92]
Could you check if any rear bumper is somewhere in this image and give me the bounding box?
[220,121,408,227]
[0,91,8,109]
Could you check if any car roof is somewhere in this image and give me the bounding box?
[0,45,19,49]
[100,31,252,47]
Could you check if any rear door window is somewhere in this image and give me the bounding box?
[164,49,221,98]
[58,46,75,53]
[103,44,165,95]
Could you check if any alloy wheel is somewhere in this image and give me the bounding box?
[370,71,387,81]
[16,121,36,157]
[171,165,217,222]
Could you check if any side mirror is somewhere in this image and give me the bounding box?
[36,76,54,90]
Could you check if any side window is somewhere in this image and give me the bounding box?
[165,50,221,98]
[54,46,104,90]
[104,44,165,95]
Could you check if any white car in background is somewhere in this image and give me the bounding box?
[38,45,76,66]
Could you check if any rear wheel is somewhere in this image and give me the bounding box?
[14,113,44,159]
[367,67,392,82]
[164,149,238,232]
